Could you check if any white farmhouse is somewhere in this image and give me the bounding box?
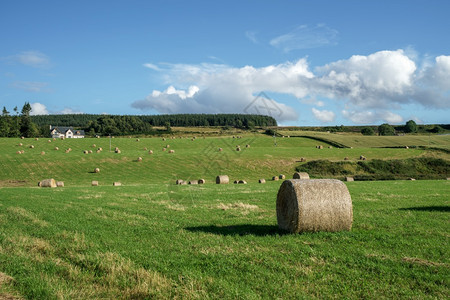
[50,126,85,138]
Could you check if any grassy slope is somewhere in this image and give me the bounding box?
[0,134,449,298]
[0,135,440,187]
[278,130,450,149]
[0,181,449,299]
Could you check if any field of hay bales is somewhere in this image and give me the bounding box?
[0,133,449,298]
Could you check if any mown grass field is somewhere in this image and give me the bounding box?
[0,132,449,299]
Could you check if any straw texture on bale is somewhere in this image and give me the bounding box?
[345,177,354,182]
[259,179,266,184]
[113,182,122,186]
[198,179,206,184]
[293,172,310,180]
[39,179,57,188]
[276,179,353,233]
[216,175,229,184]
[92,181,99,186]
[272,176,279,181]
[56,181,64,187]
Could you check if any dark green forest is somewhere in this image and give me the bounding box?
[1,104,277,137]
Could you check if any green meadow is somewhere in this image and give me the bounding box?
[0,133,449,299]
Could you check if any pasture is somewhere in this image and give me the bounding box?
[0,133,449,299]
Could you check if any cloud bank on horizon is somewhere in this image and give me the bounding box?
[132,50,450,124]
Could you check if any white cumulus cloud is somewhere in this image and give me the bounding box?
[135,50,450,124]
[30,103,49,115]
[312,108,335,123]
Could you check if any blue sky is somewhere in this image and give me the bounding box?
[1,0,449,126]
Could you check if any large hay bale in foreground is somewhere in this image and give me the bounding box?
[293,172,309,180]
[56,181,64,187]
[92,181,99,186]
[39,179,56,188]
[277,179,353,233]
[216,175,229,184]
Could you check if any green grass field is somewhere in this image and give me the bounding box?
[0,133,449,299]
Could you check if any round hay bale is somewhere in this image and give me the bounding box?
[94,168,100,173]
[246,144,250,148]
[115,147,119,151]
[137,157,143,162]
[56,181,64,187]
[218,148,223,152]
[148,150,153,154]
[279,174,286,180]
[162,138,166,141]
[409,178,416,181]
[236,147,241,151]
[88,150,93,154]
[35,138,39,141]
[29,145,34,149]
[276,179,353,233]
[345,177,354,182]
[344,157,349,161]
[20,150,25,154]
[179,180,187,185]
[162,148,167,152]
[48,140,52,143]
[92,144,96,148]
[21,136,24,139]
[96,150,101,153]
[328,146,332,149]
[54,147,59,150]
[175,179,184,185]
[259,179,266,184]
[41,151,45,155]
[168,149,175,153]
[216,175,229,184]
[18,143,23,146]
[234,180,238,184]
[272,176,279,181]
[166,144,170,148]
[198,179,206,184]
[16,151,21,154]
[293,172,309,180]
[39,178,56,188]
[189,180,198,185]
[136,139,140,142]
[115,149,121,154]
[360,155,366,161]
[113,182,122,186]
[300,157,306,162]
[92,181,99,186]
[238,180,247,184]
[144,147,147,151]
[318,145,323,149]
[405,146,409,149]
[84,150,88,154]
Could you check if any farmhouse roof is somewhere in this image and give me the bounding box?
[51,126,85,135]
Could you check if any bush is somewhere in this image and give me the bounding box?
[378,123,395,136]
[361,127,375,136]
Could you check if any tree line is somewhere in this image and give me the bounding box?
[0,103,40,137]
